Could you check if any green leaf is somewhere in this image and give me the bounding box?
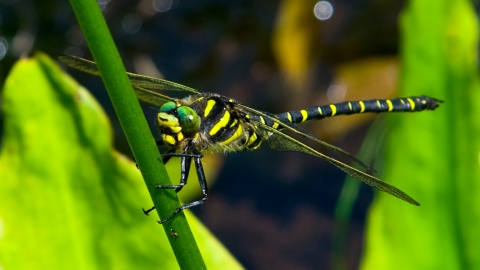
[362,0,480,269]
[0,53,242,269]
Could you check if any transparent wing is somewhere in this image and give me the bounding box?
[253,122,419,206]
[236,103,375,172]
[58,55,201,106]
[133,87,175,107]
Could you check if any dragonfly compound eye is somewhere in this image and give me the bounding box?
[177,106,201,135]
[159,101,177,112]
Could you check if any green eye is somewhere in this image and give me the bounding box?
[160,101,176,112]
[177,106,201,135]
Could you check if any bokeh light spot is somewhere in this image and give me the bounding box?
[122,13,142,34]
[0,37,8,60]
[327,84,346,102]
[153,0,172,13]
[314,1,334,21]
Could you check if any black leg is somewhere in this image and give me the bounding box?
[176,155,192,192]
[160,152,203,159]
[155,150,202,191]
[143,206,156,215]
[158,151,209,224]
[144,150,203,216]
[155,155,192,191]
[156,152,203,192]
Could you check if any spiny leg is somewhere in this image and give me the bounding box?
[158,152,203,193]
[155,155,192,191]
[142,206,156,216]
[143,150,203,216]
[158,150,209,224]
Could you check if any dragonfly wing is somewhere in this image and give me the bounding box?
[132,86,175,107]
[59,55,201,94]
[254,123,419,206]
[59,55,101,76]
[128,74,200,94]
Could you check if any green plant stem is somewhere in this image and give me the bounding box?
[67,0,206,269]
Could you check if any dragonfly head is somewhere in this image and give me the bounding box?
[157,101,201,146]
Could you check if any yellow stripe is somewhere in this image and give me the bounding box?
[407,98,415,110]
[359,101,365,113]
[376,100,381,108]
[317,107,323,115]
[246,132,258,146]
[250,142,262,150]
[204,99,216,117]
[246,132,262,149]
[300,110,308,122]
[348,102,352,111]
[176,132,184,142]
[162,134,176,146]
[272,122,279,129]
[259,116,265,124]
[386,99,393,111]
[329,104,337,116]
[221,124,243,145]
[209,110,230,136]
[230,118,238,128]
[169,126,182,133]
[287,112,292,122]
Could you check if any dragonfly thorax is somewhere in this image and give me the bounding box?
[178,93,262,153]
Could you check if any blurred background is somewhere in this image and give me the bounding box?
[0,0,478,269]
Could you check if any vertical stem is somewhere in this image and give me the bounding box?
[66,0,206,269]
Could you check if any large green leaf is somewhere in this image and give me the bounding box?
[362,0,480,269]
[0,53,242,269]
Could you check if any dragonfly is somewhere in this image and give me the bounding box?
[59,55,442,224]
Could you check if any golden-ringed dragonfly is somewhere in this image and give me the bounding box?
[59,55,443,224]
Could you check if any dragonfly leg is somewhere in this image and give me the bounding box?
[156,148,202,191]
[160,152,203,159]
[158,150,208,224]
[143,206,156,215]
[155,154,192,192]
[159,152,203,189]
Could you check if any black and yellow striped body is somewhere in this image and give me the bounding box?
[272,96,439,125]
[159,95,441,155]
[59,55,444,224]
[243,96,440,150]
